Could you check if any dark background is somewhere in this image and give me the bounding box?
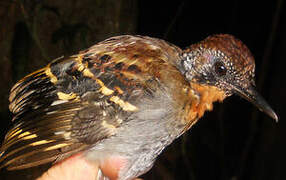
[0,0,285,179]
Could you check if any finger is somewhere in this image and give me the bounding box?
[37,154,98,180]
[99,156,128,180]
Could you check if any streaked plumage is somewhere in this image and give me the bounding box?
[0,35,277,179]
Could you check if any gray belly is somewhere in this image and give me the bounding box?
[84,107,185,180]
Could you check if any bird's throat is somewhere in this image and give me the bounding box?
[191,82,226,117]
[181,82,227,130]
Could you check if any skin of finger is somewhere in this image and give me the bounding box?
[37,154,98,180]
[37,154,142,180]
[100,156,128,180]
[100,156,143,180]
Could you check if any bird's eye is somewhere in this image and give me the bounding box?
[214,61,227,76]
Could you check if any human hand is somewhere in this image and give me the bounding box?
[37,154,142,180]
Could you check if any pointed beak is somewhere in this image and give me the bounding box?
[232,85,278,122]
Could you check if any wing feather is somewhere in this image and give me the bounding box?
[0,35,182,170]
[0,55,119,170]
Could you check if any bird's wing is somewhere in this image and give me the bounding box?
[0,35,182,170]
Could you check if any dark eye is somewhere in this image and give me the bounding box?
[214,61,227,76]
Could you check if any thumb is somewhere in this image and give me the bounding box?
[37,154,98,180]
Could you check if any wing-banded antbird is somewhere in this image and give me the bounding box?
[0,34,277,179]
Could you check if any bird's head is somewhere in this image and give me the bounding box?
[181,34,278,121]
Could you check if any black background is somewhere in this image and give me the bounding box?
[0,0,285,179]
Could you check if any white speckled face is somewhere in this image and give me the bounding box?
[179,34,277,121]
[181,40,256,96]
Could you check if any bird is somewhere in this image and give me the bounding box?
[0,34,278,179]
